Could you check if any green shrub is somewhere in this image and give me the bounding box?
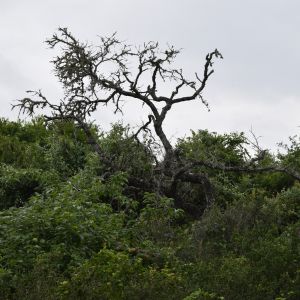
[59,249,183,300]
[0,165,43,209]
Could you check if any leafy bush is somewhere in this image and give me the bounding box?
[0,119,299,299]
[59,249,183,300]
[0,165,43,209]
[0,169,126,297]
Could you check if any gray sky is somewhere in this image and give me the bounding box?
[1,0,299,150]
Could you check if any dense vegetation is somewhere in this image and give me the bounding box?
[0,117,299,299]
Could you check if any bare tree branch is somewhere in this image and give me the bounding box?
[13,28,299,211]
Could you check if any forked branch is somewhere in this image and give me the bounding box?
[13,28,299,209]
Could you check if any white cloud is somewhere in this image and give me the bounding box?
[0,0,299,150]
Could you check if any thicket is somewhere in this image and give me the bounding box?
[0,118,299,300]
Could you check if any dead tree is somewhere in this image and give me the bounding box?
[14,28,300,208]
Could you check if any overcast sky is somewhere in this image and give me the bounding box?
[1,0,299,150]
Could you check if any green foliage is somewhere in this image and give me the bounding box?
[182,186,300,299]
[0,167,129,298]
[132,193,184,244]
[0,118,90,175]
[59,249,183,300]
[174,130,250,214]
[43,121,89,177]
[0,119,299,299]
[183,288,224,300]
[0,118,48,168]
[0,165,43,209]
[177,130,247,166]
[98,123,154,180]
[279,135,300,171]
